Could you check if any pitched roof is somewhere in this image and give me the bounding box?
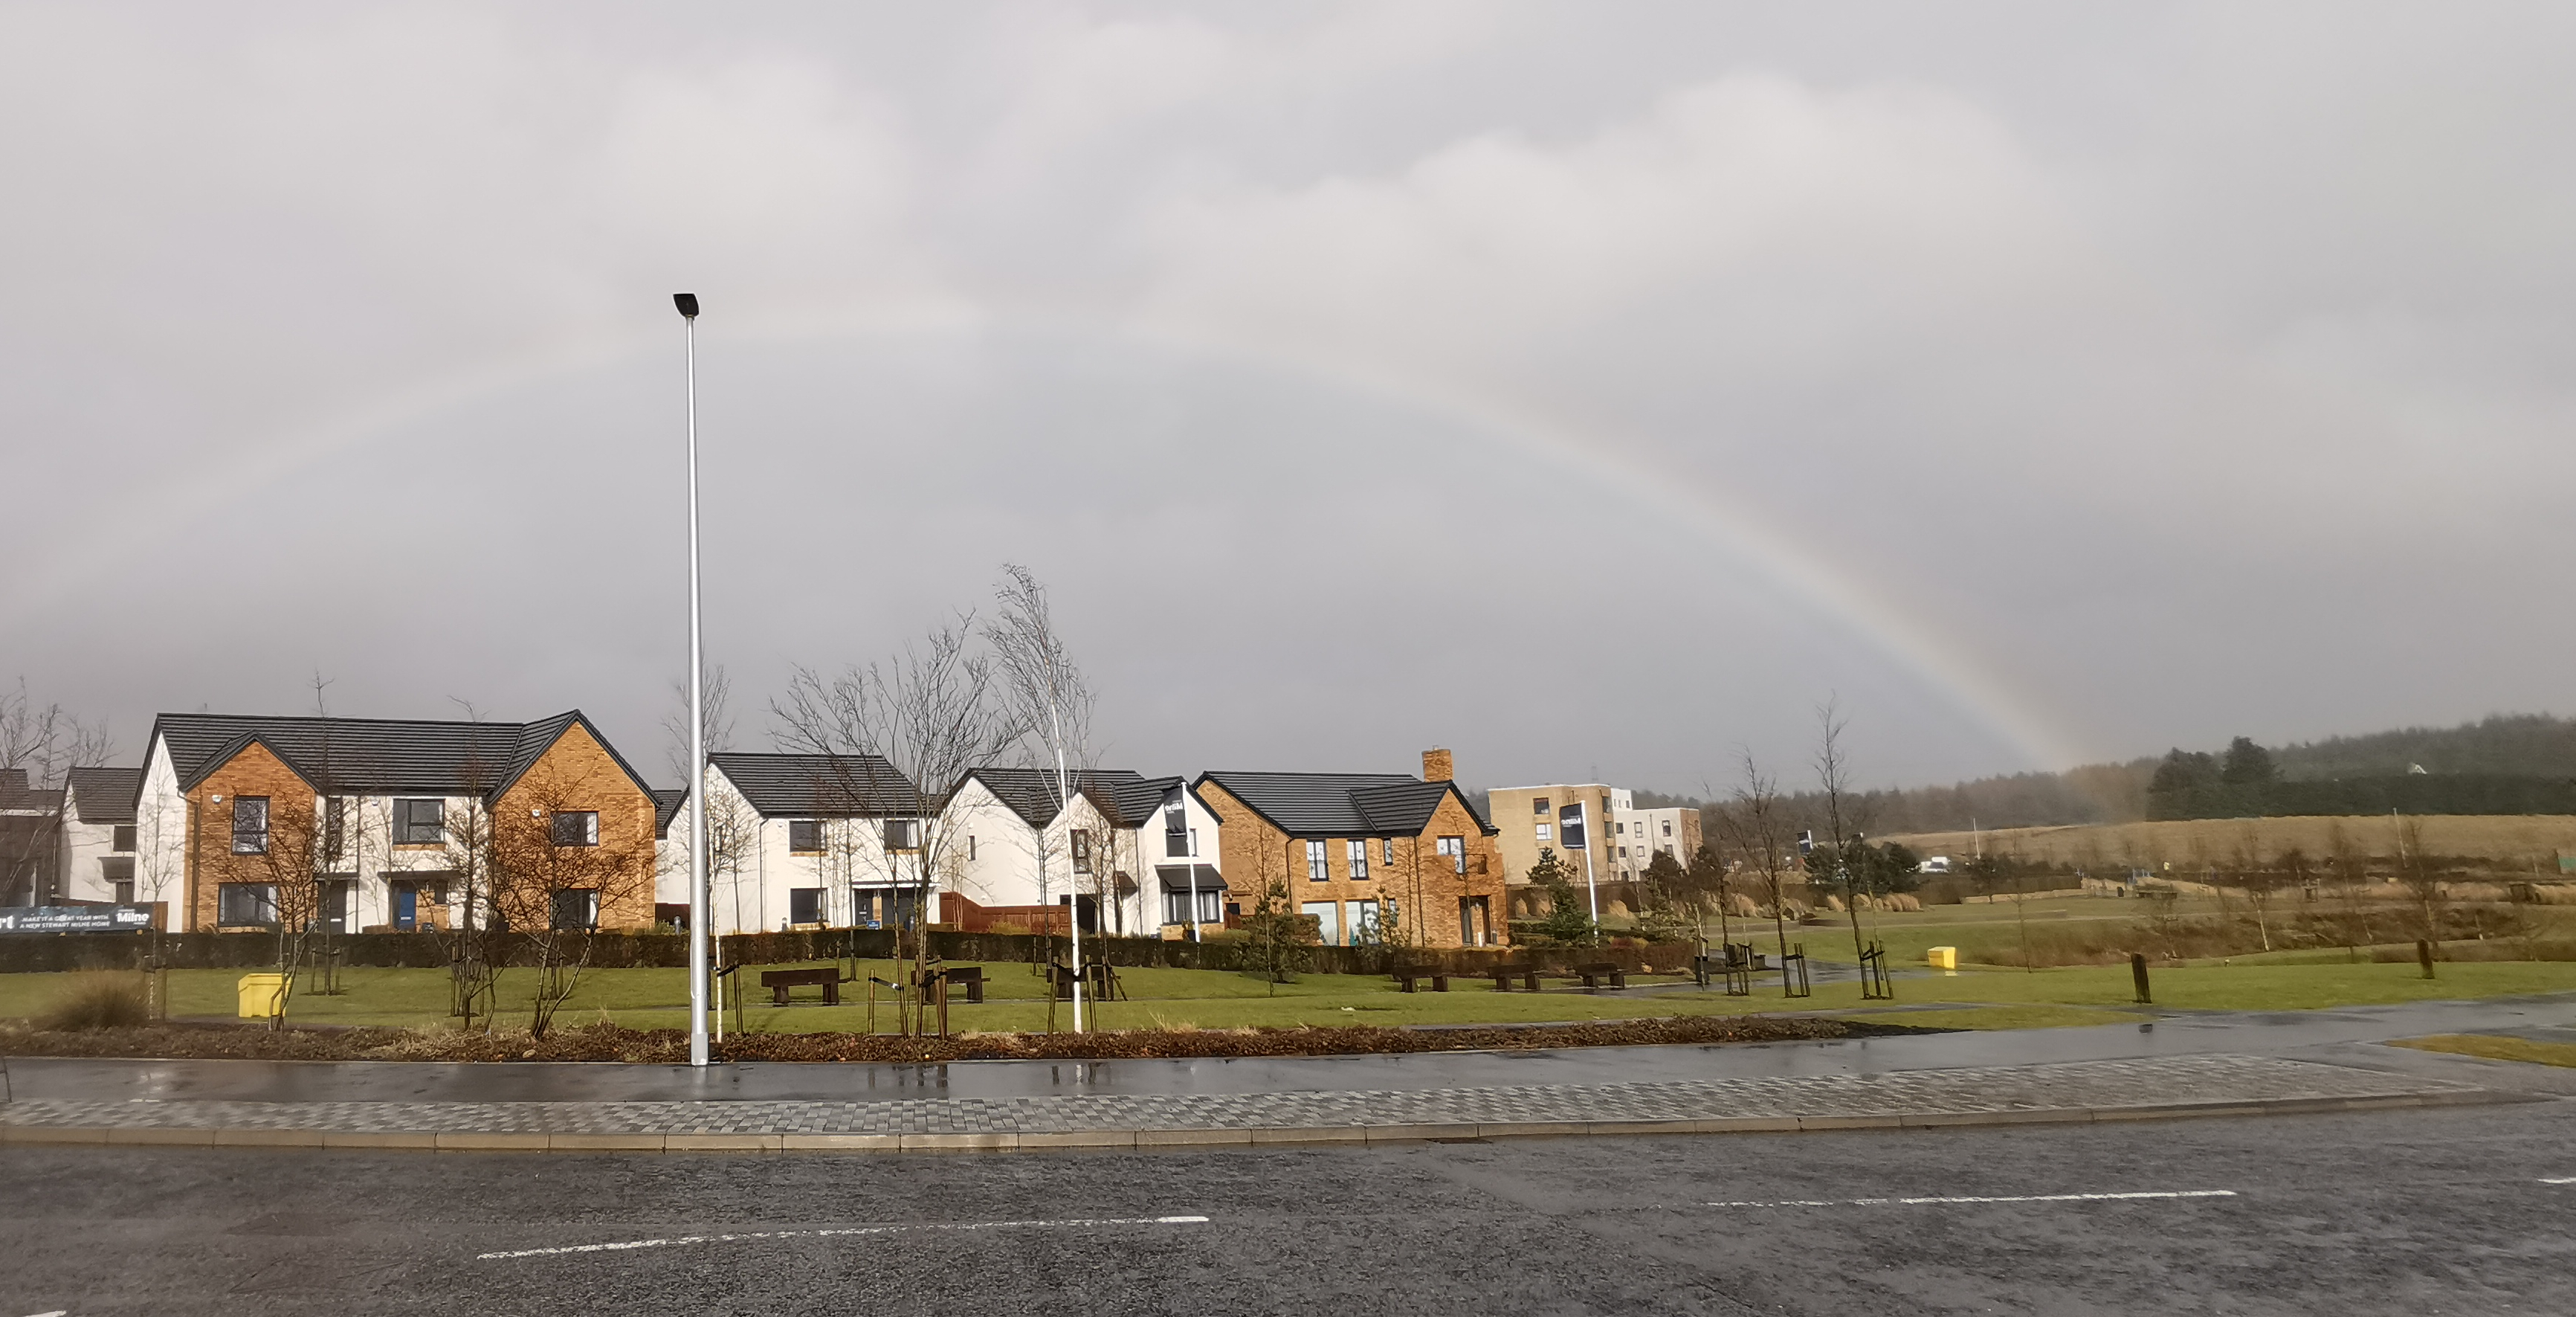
[66,767,143,824]
[651,788,688,840]
[709,753,922,818]
[958,767,1172,828]
[1195,770,1499,838]
[145,711,654,804]
[0,768,64,814]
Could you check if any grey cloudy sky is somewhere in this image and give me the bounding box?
[5,2,2572,793]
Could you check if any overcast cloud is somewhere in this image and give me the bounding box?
[4,1,2572,793]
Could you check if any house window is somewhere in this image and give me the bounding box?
[883,819,918,850]
[1348,839,1369,881]
[111,825,136,852]
[1305,839,1327,882]
[1381,837,1393,866]
[1165,808,1189,857]
[320,797,348,864]
[218,882,279,926]
[1163,886,1223,927]
[1532,797,1549,815]
[1615,821,1625,835]
[1437,836,1465,875]
[549,889,599,930]
[230,797,269,854]
[1663,820,1673,837]
[1535,822,1552,843]
[1071,829,1093,874]
[967,834,977,861]
[552,811,599,847]
[789,887,824,925]
[788,819,824,854]
[395,799,444,845]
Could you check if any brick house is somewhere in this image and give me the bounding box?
[1192,749,1505,948]
[135,711,663,933]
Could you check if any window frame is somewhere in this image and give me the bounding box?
[394,798,445,846]
[787,819,824,854]
[111,824,136,852]
[1305,839,1328,882]
[1071,828,1094,875]
[230,796,269,854]
[218,881,280,927]
[1436,835,1465,875]
[551,810,600,848]
[1347,838,1369,881]
[549,888,600,931]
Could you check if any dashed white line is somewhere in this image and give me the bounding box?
[477,1214,1210,1261]
[1707,1190,2237,1208]
[2541,1176,2576,1185]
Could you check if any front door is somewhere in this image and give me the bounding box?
[317,879,355,934]
[393,886,419,932]
[1459,895,1489,946]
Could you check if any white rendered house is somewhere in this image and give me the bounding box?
[940,767,1204,937]
[663,753,929,936]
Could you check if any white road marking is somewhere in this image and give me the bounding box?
[22,1310,69,1316]
[2541,1176,2576,1185]
[1706,1190,2236,1208]
[478,1214,1210,1261]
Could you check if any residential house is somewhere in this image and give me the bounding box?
[0,769,65,907]
[1193,749,1505,948]
[1486,782,1701,919]
[135,711,663,933]
[59,766,146,910]
[940,767,1192,936]
[663,752,926,936]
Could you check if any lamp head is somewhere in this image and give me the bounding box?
[673,292,700,319]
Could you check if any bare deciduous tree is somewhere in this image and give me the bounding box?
[0,678,113,907]
[774,616,1023,1036]
[1715,751,1797,979]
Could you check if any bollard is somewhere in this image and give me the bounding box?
[2417,938,2436,979]
[2130,952,2151,1005]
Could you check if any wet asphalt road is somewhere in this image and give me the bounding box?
[5,1100,2572,1317]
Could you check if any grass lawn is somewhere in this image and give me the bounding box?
[2386,1034,2576,1069]
[10,955,2576,1036]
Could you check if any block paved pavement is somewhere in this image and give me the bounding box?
[0,1053,2496,1150]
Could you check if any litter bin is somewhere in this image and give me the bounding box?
[1925,946,1957,971]
[236,973,290,1019]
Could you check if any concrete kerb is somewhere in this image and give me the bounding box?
[0,1088,2517,1154]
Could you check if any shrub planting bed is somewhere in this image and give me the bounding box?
[0,1014,1924,1063]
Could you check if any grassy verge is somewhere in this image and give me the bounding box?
[9,956,2576,1037]
[2386,1034,2576,1069]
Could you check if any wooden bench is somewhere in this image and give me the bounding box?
[1392,965,1450,993]
[1572,962,1628,991]
[1486,965,1543,992]
[926,965,986,1004]
[761,966,842,1005]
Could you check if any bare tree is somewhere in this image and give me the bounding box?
[0,678,114,907]
[662,664,737,783]
[1810,697,1874,962]
[986,566,1120,980]
[774,616,1024,1036]
[434,708,509,1031]
[482,767,656,1039]
[1715,751,1798,977]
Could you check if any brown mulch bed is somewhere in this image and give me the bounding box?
[0,1014,1934,1064]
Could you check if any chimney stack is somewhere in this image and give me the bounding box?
[1421,748,1453,783]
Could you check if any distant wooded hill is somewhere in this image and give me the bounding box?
[1628,713,2576,834]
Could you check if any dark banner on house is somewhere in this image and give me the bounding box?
[0,906,155,934]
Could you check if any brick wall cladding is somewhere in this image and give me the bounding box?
[492,723,659,932]
[1195,779,1510,950]
[184,742,319,933]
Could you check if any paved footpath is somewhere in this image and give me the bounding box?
[0,1052,2497,1151]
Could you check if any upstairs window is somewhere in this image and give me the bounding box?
[1382,837,1394,866]
[1535,822,1552,843]
[230,797,269,854]
[395,799,445,845]
[788,819,824,854]
[882,819,919,850]
[551,811,599,847]
[1165,807,1189,857]
[111,825,136,852]
[1347,839,1369,880]
[1305,839,1327,882]
[1532,797,1549,815]
[1663,820,1673,837]
[1437,835,1465,875]
[1071,829,1094,874]
[321,798,347,864]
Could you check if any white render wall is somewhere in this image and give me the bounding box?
[936,778,1155,934]
[662,764,926,936]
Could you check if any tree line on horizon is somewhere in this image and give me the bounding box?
[1615,712,2576,835]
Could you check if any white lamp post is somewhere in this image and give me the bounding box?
[676,292,711,1069]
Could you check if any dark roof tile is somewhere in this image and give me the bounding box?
[709,753,922,818]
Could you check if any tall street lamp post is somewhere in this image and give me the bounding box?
[676,292,710,1069]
